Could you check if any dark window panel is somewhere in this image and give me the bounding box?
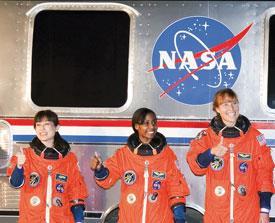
[268,15,275,108]
[31,10,130,108]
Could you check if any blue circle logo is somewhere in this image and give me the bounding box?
[239,162,248,173]
[151,16,251,105]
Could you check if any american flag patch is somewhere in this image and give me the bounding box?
[256,134,266,146]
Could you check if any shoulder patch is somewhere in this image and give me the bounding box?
[195,130,207,140]
[256,134,266,146]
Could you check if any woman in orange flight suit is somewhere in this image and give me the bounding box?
[90,107,189,223]
[187,89,274,223]
[7,110,88,223]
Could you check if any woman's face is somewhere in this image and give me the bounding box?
[215,95,239,127]
[35,117,59,147]
[135,113,158,144]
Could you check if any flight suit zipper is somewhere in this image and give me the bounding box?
[229,143,235,223]
[142,160,149,223]
[46,165,53,223]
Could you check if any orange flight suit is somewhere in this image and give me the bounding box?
[187,126,274,223]
[7,148,88,223]
[95,145,189,223]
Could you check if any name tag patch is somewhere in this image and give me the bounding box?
[152,171,166,180]
[56,174,68,182]
[237,153,251,161]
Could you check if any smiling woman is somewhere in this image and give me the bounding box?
[34,111,59,148]
[90,107,190,223]
[6,110,89,223]
[1,1,275,222]
[213,89,239,127]
[132,108,158,145]
[187,88,274,223]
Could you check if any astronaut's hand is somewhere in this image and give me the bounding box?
[16,148,26,169]
[259,212,269,223]
[90,152,102,171]
[211,137,228,157]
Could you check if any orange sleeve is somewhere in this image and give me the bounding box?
[166,147,190,207]
[186,129,212,176]
[95,147,123,189]
[68,153,89,206]
[255,143,275,193]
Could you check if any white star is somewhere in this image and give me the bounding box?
[202,21,209,31]
[176,89,182,96]
[228,72,234,79]
[223,82,229,88]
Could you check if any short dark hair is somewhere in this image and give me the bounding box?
[34,110,59,128]
[213,88,238,112]
[131,108,157,133]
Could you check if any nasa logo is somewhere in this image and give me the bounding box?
[152,180,161,190]
[239,162,248,173]
[150,16,252,105]
[56,183,65,193]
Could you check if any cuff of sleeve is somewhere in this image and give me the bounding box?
[169,196,185,207]
[172,203,186,223]
[9,166,25,188]
[71,204,85,222]
[9,176,25,189]
[259,191,272,210]
[260,208,270,214]
[94,166,109,181]
[196,149,214,168]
